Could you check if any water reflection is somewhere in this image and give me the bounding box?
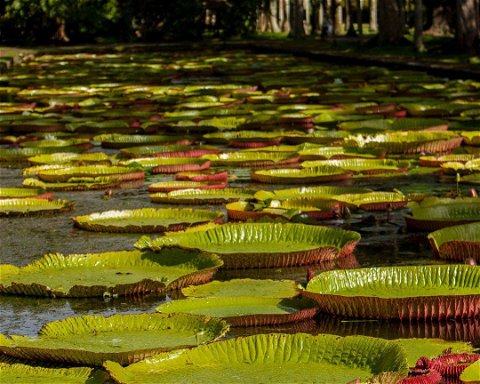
[0,295,168,336]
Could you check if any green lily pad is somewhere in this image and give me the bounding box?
[0,248,223,297]
[135,222,360,269]
[427,222,480,262]
[302,159,409,174]
[204,152,299,167]
[335,191,408,211]
[182,279,299,298]
[0,363,93,384]
[0,313,229,366]
[23,177,139,192]
[251,166,352,184]
[150,188,256,204]
[72,208,224,233]
[304,265,480,320]
[104,333,408,383]
[460,359,480,383]
[37,165,144,183]
[0,187,53,199]
[28,152,111,165]
[404,198,480,231]
[0,198,74,216]
[156,297,318,326]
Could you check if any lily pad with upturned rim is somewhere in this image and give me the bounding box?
[303,264,480,321]
[334,191,408,211]
[427,222,480,262]
[150,188,256,205]
[104,333,408,384]
[0,363,93,384]
[36,165,145,183]
[72,208,224,233]
[0,313,229,366]
[156,297,318,327]
[0,248,223,297]
[135,222,361,269]
[0,187,53,200]
[148,181,227,193]
[251,166,353,184]
[0,198,74,216]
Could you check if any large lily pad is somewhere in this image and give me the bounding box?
[0,248,223,297]
[251,166,352,184]
[255,186,372,201]
[0,313,229,366]
[0,363,93,384]
[150,188,256,204]
[404,199,480,231]
[335,191,408,211]
[36,165,144,183]
[23,177,141,192]
[203,152,299,168]
[120,157,210,174]
[303,265,480,320]
[104,333,408,383]
[0,198,74,216]
[72,208,224,233]
[460,359,480,383]
[156,297,318,326]
[428,222,480,262]
[148,180,227,193]
[182,279,299,298]
[135,222,361,269]
[301,159,408,175]
[0,187,53,200]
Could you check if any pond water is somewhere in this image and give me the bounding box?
[0,47,479,354]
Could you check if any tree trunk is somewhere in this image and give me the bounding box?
[369,0,378,32]
[334,0,343,35]
[456,0,480,53]
[52,18,70,43]
[346,0,358,35]
[423,0,455,36]
[280,0,290,32]
[377,0,405,44]
[266,0,281,32]
[414,0,425,51]
[321,0,333,39]
[289,0,306,37]
[310,0,322,34]
[357,0,363,35]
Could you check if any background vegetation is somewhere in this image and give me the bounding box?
[0,0,478,53]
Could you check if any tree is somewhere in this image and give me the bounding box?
[289,0,306,37]
[377,0,405,44]
[414,0,425,51]
[423,0,455,35]
[456,0,480,53]
[369,0,378,32]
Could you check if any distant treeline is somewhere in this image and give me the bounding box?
[1,0,478,53]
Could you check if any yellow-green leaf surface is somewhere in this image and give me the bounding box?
[0,198,73,215]
[104,333,408,383]
[460,359,480,383]
[72,208,223,233]
[306,265,480,298]
[150,188,256,204]
[135,222,360,256]
[0,313,229,366]
[182,279,299,298]
[0,363,93,384]
[0,249,223,297]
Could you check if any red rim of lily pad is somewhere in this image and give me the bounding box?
[175,171,229,182]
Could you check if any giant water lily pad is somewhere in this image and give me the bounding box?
[460,359,480,383]
[0,248,223,297]
[0,363,93,384]
[36,165,144,183]
[156,297,318,326]
[28,152,112,165]
[150,188,256,204]
[255,186,372,201]
[346,131,463,154]
[23,177,140,192]
[203,152,299,168]
[404,199,480,231]
[0,187,53,200]
[104,333,408,383]
[0,198,74,216]
[148,181,227,193]
[72,208,224,233]
[428,222,480,262]
[335,191,408,211]
[135,222,361,269]
[251,166,352,184]
[120,157,210,174]
[301,159,409,175]
[303,265,480,321]
[0,313,229,366]
[182,279,299,298]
